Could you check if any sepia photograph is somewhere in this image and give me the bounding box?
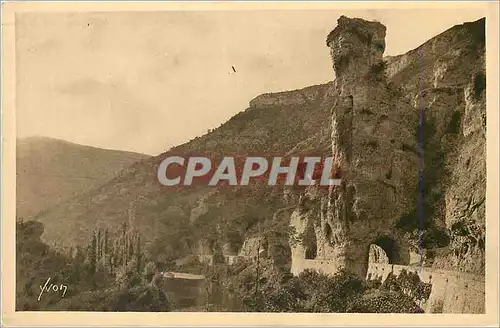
[1,1,499,326]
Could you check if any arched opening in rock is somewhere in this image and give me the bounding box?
[304,228,318,260]
[369,236,400,264]
[305,244,317,260]
[325,223,333,240]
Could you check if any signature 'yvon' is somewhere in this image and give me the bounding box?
[38,278,68,301]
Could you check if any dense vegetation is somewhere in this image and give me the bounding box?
[198,260,427,313]
[17,219,429,313]
[16,219,171,311]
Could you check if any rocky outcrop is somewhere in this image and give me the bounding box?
[291,16,419,277]
[249,84,330,109]
[238,236,267,259]
[368,244,389,264]
[326,16,420,277]
[433,73,486,273]
[385,18,486,274]
[289,16,486,311]
[189,191,216,223]
[385,18,485,95]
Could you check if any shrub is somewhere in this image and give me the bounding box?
[143,261,157,283]
[348,290,424,313]
[447,111,462,134]
[369,61,387,81]
[382,270,432,303]
[473,72,486,99]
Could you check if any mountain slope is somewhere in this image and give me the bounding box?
[17,137,150,219]
[33,83,335,255]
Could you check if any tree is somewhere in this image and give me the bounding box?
[136,235,142,273]
[97,229,102,258]
[86,232,97,276]
[143,261,157,284]
[348,290,424,313]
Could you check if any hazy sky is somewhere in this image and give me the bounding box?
[16,9,486,155]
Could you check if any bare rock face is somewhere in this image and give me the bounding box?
[238,236,267,259]
[326,16,386,82]
[433,72,486,273]
[289,16,485,280]
[289,184,330,260]
[249,84,326,108]
[368,244,390,264]
[386,18,486,274]
[321,16,417,277]
[189,192,215,223]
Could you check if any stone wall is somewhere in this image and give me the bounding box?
[290,259,340,276]
[366,263,485,313]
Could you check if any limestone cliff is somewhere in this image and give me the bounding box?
[387,19,486,274]
[290,16,486,282]
[291,16,419,277]
[387,17,486,274]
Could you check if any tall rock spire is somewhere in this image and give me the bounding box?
[324,16,418,277]
[327,16,386,83]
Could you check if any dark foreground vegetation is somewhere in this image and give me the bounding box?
[16,219,170,311]
[17,219,428,313]
[199,259,427,313]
